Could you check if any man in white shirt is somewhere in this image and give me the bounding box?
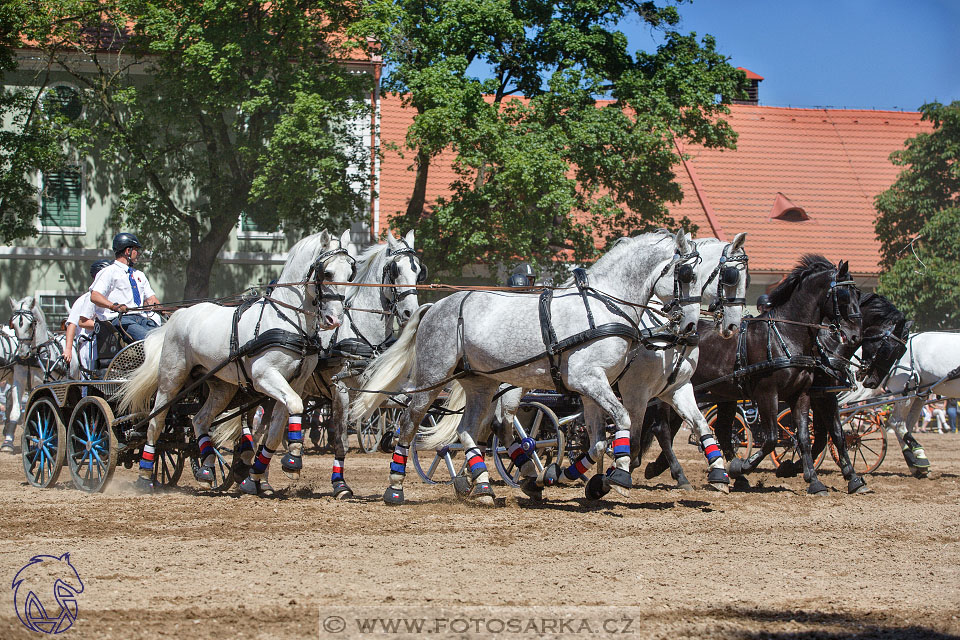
[64,259,112,378]
[90,232,162,342]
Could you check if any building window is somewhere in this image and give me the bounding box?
[40,168,84,231]
[36,292,80,330]
[238,212,283,239]
[42,84,83,121]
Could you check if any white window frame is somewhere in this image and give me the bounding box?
[34,289,82,330]
[37,166,86,236]
[236,212,284,240]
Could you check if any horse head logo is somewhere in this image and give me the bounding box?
[12,553,84,634]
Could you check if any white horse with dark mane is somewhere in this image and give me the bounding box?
[419,234,749,500]
[118,230,356,493]
[841,330,960,476]
[218,230,425,498]
[352,229,727,506]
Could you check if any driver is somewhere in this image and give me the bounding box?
[507,263,536,287]
[89,232,162,341]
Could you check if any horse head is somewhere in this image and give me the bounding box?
[9,297,40,358]
[384,229,426,327]
[652,231,706,337]
[700,232,749,339]
[310,229,357,331]
[856,293,911,388]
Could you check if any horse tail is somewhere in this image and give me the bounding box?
[212,412,243,450]
[417,380,465,450]
[350,303,432,422]
[116,326,168,414]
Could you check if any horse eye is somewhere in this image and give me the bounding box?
[324,271,334,281]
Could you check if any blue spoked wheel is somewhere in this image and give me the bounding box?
[21,398,66,488]
[66,396,118,493]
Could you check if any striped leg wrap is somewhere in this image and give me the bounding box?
[563,451,597,482]
[331,458,344,482]
[139,443,156,471]
[238,426,254,454]
[390,445,408,475]
[700,434,722,463]
[466,447,487,479]
[507,441,530,469]
[287,415,303,442]
[197,435,214,464]
[251,445,275,476]
[612,429,631,458]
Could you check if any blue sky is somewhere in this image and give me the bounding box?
[619,0,960,111]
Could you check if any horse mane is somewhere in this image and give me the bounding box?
[861,292,907,334]
[351,242,392,303]
[277,231,332,284]
[588,229,675,276]
[766,254,834,309]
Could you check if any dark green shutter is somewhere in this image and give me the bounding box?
[41,170,82,227]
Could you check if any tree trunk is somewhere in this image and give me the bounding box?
[405,149,431,220]
[180,214,238,300]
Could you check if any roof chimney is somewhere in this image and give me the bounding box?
[734,67,763,105]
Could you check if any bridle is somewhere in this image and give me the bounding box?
[656,247,703,328]
[380,242,427,323]
[856,322,909,382]
[306,247,357,305]
[701,242,749,324]
[825,271,860,339]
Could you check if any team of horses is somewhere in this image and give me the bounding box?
[6,226,956,503]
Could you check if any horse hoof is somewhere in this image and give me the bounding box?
[452,475,472,499]
[0,440,13,453]
[378,431,395,454]
[194,464,215,486]
[726,458,744,478]
[283,470,301,481]
[239,477,261,496]
[807,480,829,496]
[281,453,302,472]
[542,463,560,487]
[676,482,694,491]
[470,481,495,506]
[519,477,543,501]
[709,482,730,494]
[775,460,800,478]
[606,467,632,489]
[133,476,155,494]
[644,458,669,480]
[383,486,404,505]
[585,474,610,501]
[732,476,751,492]
[847,476,868,494]
[332,480,353,500]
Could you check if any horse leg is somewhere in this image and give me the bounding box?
[664,385,730,493]
[730,393,778,477]
[134,358,190,493]
[491,387,547,500]
[790,394,828,495]
[445,379,498,506]
[327,385,353,499]
[577,400,622,500]
[240,370,307,496]
[712,402,750,491]
[383,388,443,505]
[890,398,930,477]
[815,396,868,494]
[191,379,237,486]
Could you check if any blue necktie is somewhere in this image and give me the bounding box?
[128,267,141,306]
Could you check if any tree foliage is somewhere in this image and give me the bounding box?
[875,101,960,329]
[0,2,68,241]
[32,0,374,297]
[357,0,746,276]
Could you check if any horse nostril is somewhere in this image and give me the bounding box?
[401,309,412,319]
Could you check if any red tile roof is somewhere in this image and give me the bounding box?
[376,96,930,276]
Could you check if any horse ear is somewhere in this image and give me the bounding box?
[386,229,399,249]
[8,298,15,311]
[404,229,415,249]
[317,229,331,248]
[904,320,915,332]
[339,229,351,250]
[731,232,747,253]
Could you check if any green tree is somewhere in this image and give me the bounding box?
[0,2,68,240]
[34,0,374,297]
[359,0,745,276]
[875,101,960,329]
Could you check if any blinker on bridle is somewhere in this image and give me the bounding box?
[308,247,356,305]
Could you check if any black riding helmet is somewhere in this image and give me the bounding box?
[89,259,112,279]
[756,294,771,310]
[506,273,528,287]
[113,232,142,256]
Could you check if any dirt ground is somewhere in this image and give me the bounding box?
[1,429,959,640]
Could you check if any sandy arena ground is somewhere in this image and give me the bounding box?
[0,429,959,639]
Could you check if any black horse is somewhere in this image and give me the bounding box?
[636,256,862,495]
[773,292,911,485]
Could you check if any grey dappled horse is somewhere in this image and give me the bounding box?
[353,229,711,506]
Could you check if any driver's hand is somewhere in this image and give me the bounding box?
[63,350,72,364]
[116,304,128,313]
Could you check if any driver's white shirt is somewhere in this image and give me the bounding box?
[89,260,161,324]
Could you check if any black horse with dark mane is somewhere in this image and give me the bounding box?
[637,255,863,495]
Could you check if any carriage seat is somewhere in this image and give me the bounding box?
[93,319,136,370]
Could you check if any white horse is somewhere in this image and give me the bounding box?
[424,234,749,499]
[117,229,356,493]
[221,229,425,498]
[841,331,960,477]
[352,229,714,506]
[1,298,71,451]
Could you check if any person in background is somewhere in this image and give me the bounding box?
[0,380,11,453]
[946,398,958,434]
[64,259,113,378]
[89,232,162,341]
[507,263,536,287]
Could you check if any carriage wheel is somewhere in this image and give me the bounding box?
[771,408,825,469]
[703,404,753,461]
[831,409,888,474]
[66,396,118,493]
[410,412,468,484]
[149,419,187,488]
[190,436,235,492]
[491,402,565,488]
[21,398,66,488]
[358,408,398,454]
